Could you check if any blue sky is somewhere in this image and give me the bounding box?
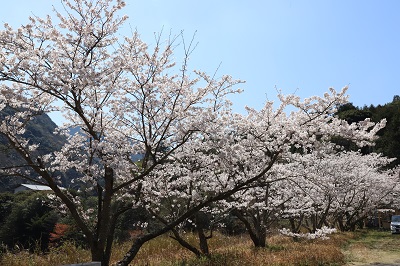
[1,0,399,121]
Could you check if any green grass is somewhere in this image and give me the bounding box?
[342,229,400,265]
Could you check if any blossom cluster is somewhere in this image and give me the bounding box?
[279,226,337,240]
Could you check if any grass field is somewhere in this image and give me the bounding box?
[343,230,400,265]
[1,230,399,265]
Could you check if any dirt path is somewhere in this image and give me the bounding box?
[343,230,400,265]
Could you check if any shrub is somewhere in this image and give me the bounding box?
[0,191,58,252]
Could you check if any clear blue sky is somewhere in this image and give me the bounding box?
[1,0,399,120]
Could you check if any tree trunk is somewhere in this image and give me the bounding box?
[233,209,266,248]
[196,213,210,257]
[197,227,210,256]
[289,215,303,233]
[336,215,345,231]
[117,237,146,266]
[90,243,105,265]
[170,228,202,258]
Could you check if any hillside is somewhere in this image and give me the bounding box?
[336,95,400,166]
[0,107,66,192]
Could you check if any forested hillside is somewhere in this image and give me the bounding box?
[336,95,400,166]
[0,107,66,192]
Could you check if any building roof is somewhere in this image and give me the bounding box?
[17,184,52,191]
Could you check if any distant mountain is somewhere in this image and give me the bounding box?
[0,108,142,193]
[0,107,66,192]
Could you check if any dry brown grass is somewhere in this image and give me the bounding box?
[0,231,351,266]
[0,241,91,266]
[112,232,347,266]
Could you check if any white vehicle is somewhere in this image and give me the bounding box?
[390,215,400,234]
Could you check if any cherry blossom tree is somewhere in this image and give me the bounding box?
[135,91,387,253]
[0,0,388,265]
[219,148,398,247]
[227,169,308,247]
[0,0,240,264]
[288,151,400,232]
